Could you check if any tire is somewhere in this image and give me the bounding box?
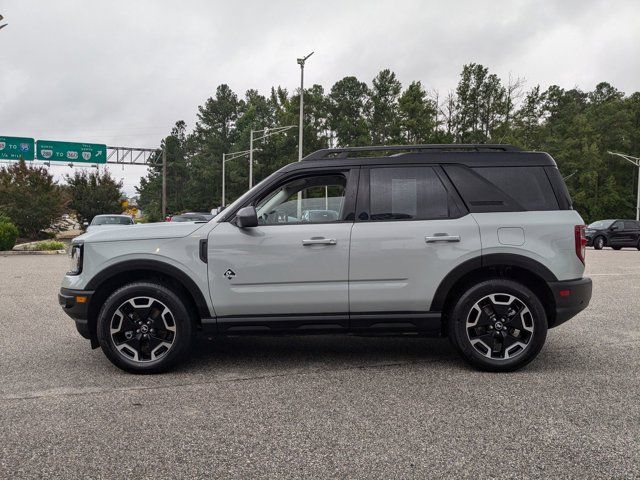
[593,236,605,250]
[448,279,548,372]
[612,246,621,250]
[637,239,640,251]
[96,282,195,373]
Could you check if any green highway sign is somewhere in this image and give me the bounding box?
[36,140,107,163]
[0,136,35,160]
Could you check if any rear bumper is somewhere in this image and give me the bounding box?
[547,277,592,327]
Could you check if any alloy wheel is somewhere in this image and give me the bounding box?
[466,293,534,360]
[110,296,177,363]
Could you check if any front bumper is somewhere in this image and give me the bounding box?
[547,277,592,327]
[59,288,94,339]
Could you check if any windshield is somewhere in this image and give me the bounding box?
[588,220,615,229]
[92,216,133,226]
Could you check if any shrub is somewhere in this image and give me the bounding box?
[0,220,19,251]
[25,240,66,251]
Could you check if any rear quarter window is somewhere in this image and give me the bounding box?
[472,166,559,211]
[443,165,561,212]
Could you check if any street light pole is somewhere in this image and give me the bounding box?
[297,51,314,161]
[162,146,167,219]
[249,132,253,189]
[608,151,640,221]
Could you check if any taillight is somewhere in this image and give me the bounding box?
[575,225,587,264]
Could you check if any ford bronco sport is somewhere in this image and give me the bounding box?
[59,144,592,373]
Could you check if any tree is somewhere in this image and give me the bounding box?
[134,67,640,222]
[398,81,437,143]
[0,160,67,239]
[454,63,506,142]
[65,169,123,227]
[328,76,371,146]
[369,69,402,144]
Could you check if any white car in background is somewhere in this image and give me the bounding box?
[85,214,134,232]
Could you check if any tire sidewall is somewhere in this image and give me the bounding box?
[97,282,194,373]
[449,279,548,372]
[594,237,604,250]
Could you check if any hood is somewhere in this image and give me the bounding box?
[76,222,208,243]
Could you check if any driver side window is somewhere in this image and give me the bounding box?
[256,174,347,225]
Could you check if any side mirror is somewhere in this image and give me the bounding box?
[236,206,258,228]
[83,222,89,228]
[610,225,620,231]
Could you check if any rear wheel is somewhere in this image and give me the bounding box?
[96,282,194,373]
[594,236,605,250]
[612,246,622,250]
[448,279,548,372]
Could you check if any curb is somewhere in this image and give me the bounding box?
[1,250,67,256]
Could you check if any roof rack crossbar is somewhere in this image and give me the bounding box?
[302,144,522,161]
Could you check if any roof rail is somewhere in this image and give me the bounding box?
[302,144,523,161]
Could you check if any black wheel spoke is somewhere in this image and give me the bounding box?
[122,333,142,352]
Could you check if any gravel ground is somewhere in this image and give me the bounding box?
[0,250,638,479]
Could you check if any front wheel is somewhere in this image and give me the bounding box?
[448,279,548,372]
[96,282,195,373]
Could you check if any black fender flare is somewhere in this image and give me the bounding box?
[85,259,211,318]
[431,253,557,311]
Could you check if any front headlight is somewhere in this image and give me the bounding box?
[68,243,83,275]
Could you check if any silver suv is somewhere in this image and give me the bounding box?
[59,144,592,373]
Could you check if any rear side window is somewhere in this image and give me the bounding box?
[443,165,560,212]
[473,167,559,211]
[368,166,456,221]
[623,221,638,230]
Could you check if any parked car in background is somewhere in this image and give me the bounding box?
[585,219,640,250]
[167,212,214,223]
[85,214,134,232]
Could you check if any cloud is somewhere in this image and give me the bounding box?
[1,0,638,194]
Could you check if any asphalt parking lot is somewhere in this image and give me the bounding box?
[1,250,638,479]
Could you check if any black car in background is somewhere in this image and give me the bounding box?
[585,219,640,250]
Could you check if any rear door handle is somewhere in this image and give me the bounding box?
[425,234,460,243]
[302,238,337,246]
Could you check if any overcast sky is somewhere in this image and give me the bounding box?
[1,0,638,195]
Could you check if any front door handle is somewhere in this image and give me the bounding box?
[302,238,337,246]
[425,234,460,243]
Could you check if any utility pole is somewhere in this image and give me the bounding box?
[221,153,226,208]
[162,146,167,219]
[249,126,296,187]
[221,150,250,207]
[297,51,314,161]
[608,151,640,221]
